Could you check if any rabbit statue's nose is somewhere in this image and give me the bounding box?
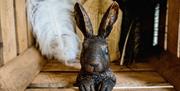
[90,63,99,67]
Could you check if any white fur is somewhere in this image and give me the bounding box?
[27,0,80,64]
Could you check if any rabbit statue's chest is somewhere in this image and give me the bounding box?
[76,68,116,85]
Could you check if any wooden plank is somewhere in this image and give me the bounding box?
[167,0,179,56]
[26,88,174,91]
[0,0,17,64]
[27,19,35,47]
[158,0,167,48]
[15,0,28,54]
[42,61,154,72]
[150,52,180,91]
[178,8,180,58]
[0,4,3,66]
[28,71,173,88]
[164,1,169,50]
[0,47,47,91]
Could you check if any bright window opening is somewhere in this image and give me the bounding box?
[153,3,160,46]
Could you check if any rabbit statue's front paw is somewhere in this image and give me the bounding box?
[78,78,95,91]
[97,78,116,91]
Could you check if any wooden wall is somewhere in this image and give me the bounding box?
[0,0,121,66]
[166,0,180,58]
[0,0,34,66]
[76,0,122,61]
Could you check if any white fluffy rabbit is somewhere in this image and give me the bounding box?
[27,0,80,64]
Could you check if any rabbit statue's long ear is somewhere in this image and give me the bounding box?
[98,1,119,38]
[74,3,93,38]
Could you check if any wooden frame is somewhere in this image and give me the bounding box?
[0,0,179,91]
[15,0,28,54]
[0,0,17,65]
[167,0,179,57]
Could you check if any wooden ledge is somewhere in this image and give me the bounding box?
[0,47,47,91]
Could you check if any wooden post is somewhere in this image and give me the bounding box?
[15,0,28,54]
[0,0,17,65]
[0,10,3,66]
[158,0,167,49]
[178,9,180,58]
[0,47,47,91]
[167,0,179,57]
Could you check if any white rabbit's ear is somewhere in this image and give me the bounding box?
[98,1,119,38]
[74,3,93,38]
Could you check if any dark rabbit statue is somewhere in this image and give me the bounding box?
[74,1,119,91]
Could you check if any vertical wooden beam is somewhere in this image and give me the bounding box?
[15,0,28,54]
[167,0,179,57]
[158,0,167,49]
[0,5,3,66]
[178,11,180,58]
[164,1,169,50]
[27,17,35,47]
[0,0,17,64]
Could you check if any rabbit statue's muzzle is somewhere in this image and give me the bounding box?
[82,57,108,74]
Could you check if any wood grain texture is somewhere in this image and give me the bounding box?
[15,0,28,54]
[41,60,154,72]
[167,0,179,56]
[0,47,47,91]
[0,0,17,64]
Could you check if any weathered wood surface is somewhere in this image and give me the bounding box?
[167,0,180,56]
[26,59,174,91]
[42,60,154,72]
[0,47,47,91]
[15,0,28,54]
[150,52,180,91]
[0,0,17,64]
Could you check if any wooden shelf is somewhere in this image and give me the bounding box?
[26,61,174,91]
